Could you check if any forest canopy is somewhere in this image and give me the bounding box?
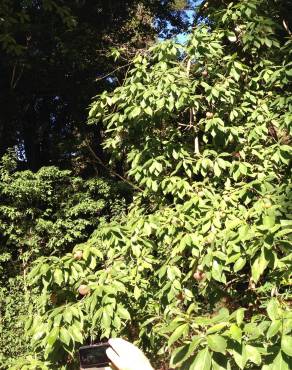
[0,0,291,369]
[0,0,191,171]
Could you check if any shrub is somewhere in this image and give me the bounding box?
[25,0,291,369]
[0,152,129,368]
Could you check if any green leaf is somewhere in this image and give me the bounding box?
[32,328,45,341]
[211,259,223,282]
[157,97,165,109]
[229,324,242,342]
[47,327,59,346]
[144,106,153,116]
[59,327,71,346]
[134,285,141,300]
[53,268,63,286]
[245,7,252,17]
[263,215,275,228]
[281,335,292,356]
[117,305,131,320]
[101,310,111,329]
[267,299,281,321]
[63,309,73,324]
[267,320,281,339]
[207,335,227,354]
[211,308,229,323]
[168,323,188,347]
[251,249,269,283]
[130,106,141,118]
[69,325,83,343]
[262,365,273,370]
[236,308,245,326]
[229,343,247,369]
[245,345,261,365]
[234,257,246,272]
[207,322,227,334]
[170,344,191,367]
[212,353,230,370]
[280,219,292,227]
[271,351,289,370]
[189,336,203,353]
[214,162,221,177]
[190,348,211,370]
[171,335,202,367]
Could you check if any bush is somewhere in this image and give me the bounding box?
[0,152,129,368]
[0,278,31,369]
[25,0,292,369]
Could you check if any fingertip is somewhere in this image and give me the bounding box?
[108,337,128,353]
[108,337,124,345]
[106,347,115,359]
[106,347,124,369]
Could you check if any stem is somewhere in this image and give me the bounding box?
[10,63,16,88]
[186,60,200,154]
[20,247,29,304]
[85,139,143,192]
[95,61,133,81]
[283,19,292,36]
[194,135,200,155]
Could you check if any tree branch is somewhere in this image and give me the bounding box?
[186,60,200,154]
[283,19,292,36]
[85,139,143,192]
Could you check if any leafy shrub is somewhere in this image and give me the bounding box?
[0,154,127,263]
[0,278,31,368]
[0,152,129,368]
[25,0,291,369]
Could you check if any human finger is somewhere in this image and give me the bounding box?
[108,338,144,359]
[106,347,123,367]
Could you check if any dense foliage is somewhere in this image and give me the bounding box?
[0,151,129,368]
[18,0,292,369]
[0,0,190,172]
[0,0,291,369]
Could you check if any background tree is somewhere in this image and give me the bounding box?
[0,0,191,173]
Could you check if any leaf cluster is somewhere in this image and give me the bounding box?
[23,0,292,369]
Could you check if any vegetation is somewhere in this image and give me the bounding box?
[0,151,129,367]
[0,0,291,369]
[0,0,190,171]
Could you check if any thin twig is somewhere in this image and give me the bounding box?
[85,139,143,192]
[13,65,24,89]
[10,63,24,89]
[186,60,200,154]
[186,58,191,75]
[283,19,292,36]
[10,63,16,88]
[95,61,133,81]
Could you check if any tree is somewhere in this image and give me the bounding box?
[0,0,191,172]
[12,0,292,368]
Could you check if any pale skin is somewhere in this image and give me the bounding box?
[80,338,154,370]
[106,338,154,370]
